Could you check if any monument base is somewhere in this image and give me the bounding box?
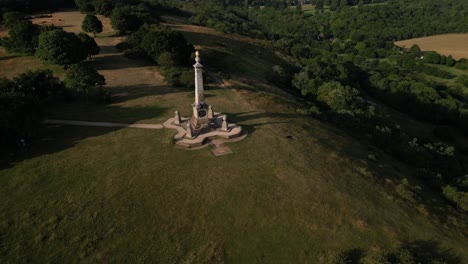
[163,112,244,148]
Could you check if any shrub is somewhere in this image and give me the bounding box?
[111,6,144,35]
[64,64,106,101]
[2,20,41,54]
[442,185,468,211]
[137,24,194,66]
[81,14,103,37]
[160,67,194,89]
[36,30,88,66]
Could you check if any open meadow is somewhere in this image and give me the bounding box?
[395,34,468,60]
[1,10,468,263]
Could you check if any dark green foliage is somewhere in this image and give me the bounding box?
[317,82,362,112]
[110,6,144,35]
[366,67,460,124]
[442,185,468,211]
[64,64,107,101]
[75,0,95,13]
[0,70,64,148]
[160,67,194,89]
[409,44,421,58]
[265,64,297,91]
[12,70,63,100]
[0,92,42,147]
[446,55,455,67]
[320,241,461,264]
[77,32,100,58]
[423,51,442,64]
[2,20,40,54]
[2,11,25,28]
[81,14,103,36]
[316,0,324,11]
[129,24,194,66]
[455,59,468,70]
[417,65,455,79]
[292,51,360,97]
[36,30,88,66]
[94,0,114,16]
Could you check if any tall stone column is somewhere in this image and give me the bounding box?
[193,51,205,108]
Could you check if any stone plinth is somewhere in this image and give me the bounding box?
[163,113,244,148]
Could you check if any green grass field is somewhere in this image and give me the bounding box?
[1,11,468,263]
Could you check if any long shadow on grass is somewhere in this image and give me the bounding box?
[46,102,169,124]
[0,55,19,61]
[109,84,187,103]
[228,111,304,124]
[97,45,121,55]
[0,104,168,170]
[83,54,152,71]
[341,240,462,264]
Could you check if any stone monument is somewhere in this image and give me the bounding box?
[163,51,245,148]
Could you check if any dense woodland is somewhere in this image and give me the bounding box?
[1,0,468,261]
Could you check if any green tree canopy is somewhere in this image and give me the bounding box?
[316,0,324,11]
[12,70,63,99]
[2,20,41,54]
[110,6,144,35]
[94,0,114,16]
[131,24,194,66]
[36,30,88,66]
[75,0,95,13]
[317,81,362,112]
[409,44,422,57]
[3,11,25,28]
[64,64,106,100]
[82,14,103,37]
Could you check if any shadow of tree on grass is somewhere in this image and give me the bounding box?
[335,240,462,264]
[0,104,168,170]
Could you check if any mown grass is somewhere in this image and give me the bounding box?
[0,48,65,79]
[1,11,468,263]
[3,94,468,262]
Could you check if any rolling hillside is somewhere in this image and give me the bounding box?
[0,10,467,263]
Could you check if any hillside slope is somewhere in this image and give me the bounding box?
[0,11,467,263]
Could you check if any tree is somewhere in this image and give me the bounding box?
[330,0,339,11]
[3,11,25,28]
[0,92,43,146]
[317,81,361,112]
[0,70,63,147]
[136,24,194,66]
[94,0,114,16]
[2,20,41,54]
[64,64,106,101]
[36,30,88,66]
[75,0,94,13]
[339,0,348,8]
[13,70,63,99]
[110,6,143,35]
[82,14,103,37]
[358,0,364,9]
[316,0,324,11]
[446,55,455,67]
[409,44,421,57]
[77,32,100,58]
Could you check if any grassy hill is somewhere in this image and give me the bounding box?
[0,11,467,263]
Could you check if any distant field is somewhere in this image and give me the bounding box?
[395,34,468,60]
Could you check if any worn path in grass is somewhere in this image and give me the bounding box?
[44,119,164,129]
